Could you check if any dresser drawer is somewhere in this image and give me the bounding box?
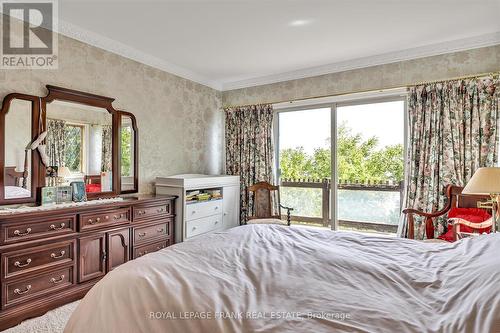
[79,208,131,231]
[133,239,170,258]
[185,200,222,221]
[2,240,75,279]
[133,201,172,222]
[133,220,171,245]
[1,215,77,245]
[3,266,74,308]
[185,214,223,239]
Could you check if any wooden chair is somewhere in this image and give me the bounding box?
[402,185,492,240]
[245,181,294,226]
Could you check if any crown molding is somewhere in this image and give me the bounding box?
[9,11,499,93]
[220,32,500,91]
[58,20,223,91]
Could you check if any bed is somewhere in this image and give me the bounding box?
[4,166,30,199]
[65,224,500,333]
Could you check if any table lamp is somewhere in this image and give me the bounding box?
[57,166,72,186]
[462,167,500,233]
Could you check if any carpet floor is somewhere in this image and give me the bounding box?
[2,301,79,333]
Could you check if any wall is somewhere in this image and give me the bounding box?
[222,45,500,106]
[0,31,224,194]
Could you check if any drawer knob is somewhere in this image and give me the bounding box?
[13,228,32,237]
[14,258,32,268]
[138,250,148,256]
[105,216,109,220]
[215,220,219,224]
[49,223,66,231]
[113,214,124,220]
[13,285,31,295]
[96,217,101,222]
[192,226,197,230]
[50,250,66,259]
[138,210,145,215]
[191,211,196,214]
[156,245,165,250]
[157,208,165,213]
[215,206,219,210]
[156,228,164,233]
[138,232,147,238]
[50,275,65,284]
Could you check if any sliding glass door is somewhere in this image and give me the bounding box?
[276,96,406,234]
[333,99,405,233]
[277,107,331,227]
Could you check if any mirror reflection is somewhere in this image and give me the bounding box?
[4,99,32,199]
[46,100,113,193]
[120,115,135,191]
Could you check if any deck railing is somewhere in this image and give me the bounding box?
[280,178,404,233]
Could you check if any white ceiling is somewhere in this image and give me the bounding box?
[54,1,500,90]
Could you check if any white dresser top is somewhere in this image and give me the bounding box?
[156,174,239,189]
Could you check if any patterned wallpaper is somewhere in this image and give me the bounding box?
[222,45,500,106]
[0,33,223,194]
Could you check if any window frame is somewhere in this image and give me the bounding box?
[274,92,408,231]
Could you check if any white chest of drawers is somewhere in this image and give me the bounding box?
[155,174,240,243]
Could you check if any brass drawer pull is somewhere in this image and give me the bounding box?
[14,285,31,295]
[113,213,125,220]
[137,210,146,215]
[88,218,101,225]
[50,275,65,284]
[138,232,147,238]
[14,258,32,268]
[157,207,165,213]
[156,245,165,250]
[50,250,66,259]
[13,228,32,237]
[156,228,164,233]
[49,223,66,230]
[138,250,148,256]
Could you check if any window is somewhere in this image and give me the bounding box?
[64,124,83,172]
[276,95,406,234]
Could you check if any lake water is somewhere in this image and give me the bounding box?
[281,187,401,225]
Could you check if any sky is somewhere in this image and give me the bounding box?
[279,100,405,154]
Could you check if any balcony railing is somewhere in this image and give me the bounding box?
[280,178,404,233]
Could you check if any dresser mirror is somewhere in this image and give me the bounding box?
[45,100,114,193]
[0,94,40,205]
[120,112,138,193]
[0,85,138,205]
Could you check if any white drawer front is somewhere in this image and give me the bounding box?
[186,214,223,238]
[186,200,223,221]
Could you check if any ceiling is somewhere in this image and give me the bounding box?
[55,1,500,90]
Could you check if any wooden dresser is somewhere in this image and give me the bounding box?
[0,194,175,330]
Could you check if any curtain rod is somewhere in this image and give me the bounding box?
[222,71,500,109]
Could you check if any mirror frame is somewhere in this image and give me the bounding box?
[41,85,138,199]
[0,93,41,205]
[118,111,139,194]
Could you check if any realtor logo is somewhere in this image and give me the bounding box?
[1,0,58,69]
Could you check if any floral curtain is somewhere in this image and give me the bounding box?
[101,125,112,172]
[46,119,66,168]
[225,104,275,223]
[398,76,499,239]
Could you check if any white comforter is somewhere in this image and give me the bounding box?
[65,225,500,333]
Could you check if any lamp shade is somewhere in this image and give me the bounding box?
[58,166,72,178]
[462,167,500,195]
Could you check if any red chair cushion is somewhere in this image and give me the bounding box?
[438,207,491,242]
[86,183,101,193]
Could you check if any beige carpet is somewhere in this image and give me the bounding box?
[2,301,79,333]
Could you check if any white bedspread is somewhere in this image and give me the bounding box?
[65,225,500,333]
[4,186,30,199]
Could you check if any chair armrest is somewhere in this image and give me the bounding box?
[402,207,451,240]
[279,204,293,226]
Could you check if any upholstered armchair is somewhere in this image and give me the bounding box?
[244,181,294,226]
[402,185,492,240]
